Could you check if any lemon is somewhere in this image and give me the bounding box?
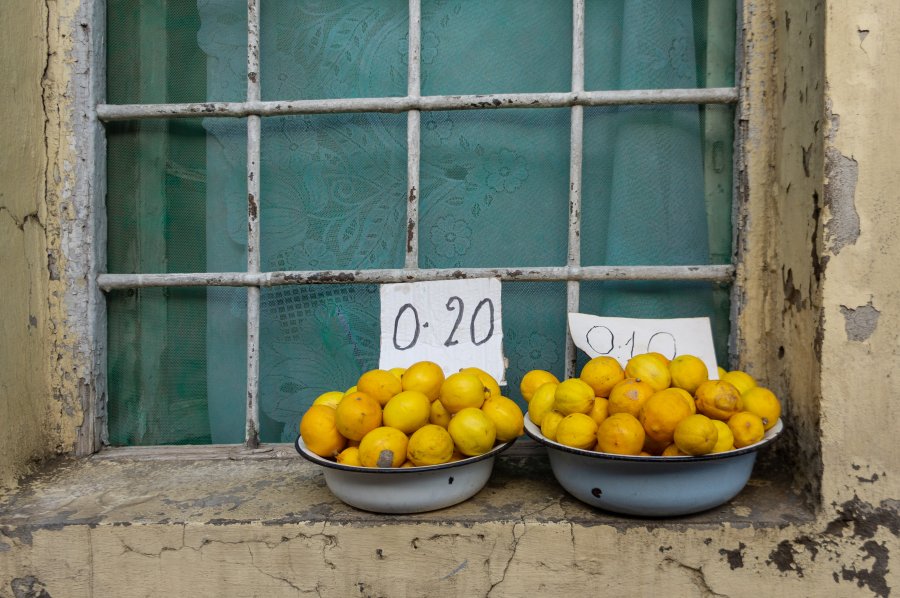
[596,413,645,455]
[401,360,445,401]
[388,367,406,380]
[658,387,697,414]
[695,380,744,421]
[553,378,595,415]
[481,396,524,442]
[448,407,497,456]
[728,411,765,448]
[642,434,669,456]
[716,366,728,379]
[335,446,361,466]
[607,378,655,417]
[520,369,560,402]
[721,370,757,396]
[742,386,781,430]
[343,385,358,396]
[668,354,709,394]
[334,391,383,441]
[673,414,718,456]
[460,367,502,398]
[710,420,735,453]
[638,389,693,444]
[357,369,403,407]
[556,413,599,450]
[439,371,488,413]
[579,356,625,398]
[540,410,565,441]
[429,398,452,428]
[299,405,347,458]
[358,427,409,468]
[625,353,672,391]
[406,424,455,466]
[662,443,689,457]
[646,352,671,366]
[312,391,345,410]
[527,381,558,426]
[382,390,432,435]
[589,396,610,426]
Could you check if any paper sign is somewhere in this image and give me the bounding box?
[380,278,505,383]
[567,313,719,377]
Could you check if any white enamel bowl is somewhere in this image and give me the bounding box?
[295,436,515,514]
[524,414,782,517]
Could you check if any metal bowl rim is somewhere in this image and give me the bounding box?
[295,434,516,474]
[524,414,782,463]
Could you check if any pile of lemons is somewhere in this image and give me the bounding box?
[299,361,524,468]
[524,352,781,457]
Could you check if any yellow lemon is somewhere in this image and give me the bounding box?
[401,360,446,401]
[668,354,709,395]
[673,414,718,456]
[358,427,409,468]
[382,390,432,435]
[642,434,669,456]
[335,446,361,466]
[334,391,383,441]
[299,404,347,458]
[312,391,344,409]
[343,385,358,396]
[711,420,735,453]
[638,389,693,444]
[647,352,671,366]
[439,371,488,414]
[625,353,672,391]
[357,369,403,407]
[662,443,690,457]
[460,367,502,398]
[596,413,645,455]
[721,370,757,396]
[695,380,744,421]
[728,412,765,448]
[579,356,625,398]
[553,378,595,416]
[659,387,697,414]
[540,410,565,441]
[742,386,782,430]
[448,407,497,456]
[388,367,406,380]
[406,424,455,466]
[555,413,599,450]
[716,366,728,379]
[527,381,559,426]
[607,378,655,418]
[589,396,610,426]
[429,398,452,428]
[481,396,524,442]
[520,369,560,402]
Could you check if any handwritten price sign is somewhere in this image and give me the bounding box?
[379,278,505,383]
[567,313,720,377]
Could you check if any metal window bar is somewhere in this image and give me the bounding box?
[97,0,740,448]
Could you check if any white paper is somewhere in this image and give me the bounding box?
[380,278,505,383]
[567,313,719,377]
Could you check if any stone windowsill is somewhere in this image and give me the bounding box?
[0,439,812,533]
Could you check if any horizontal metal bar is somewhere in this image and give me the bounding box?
[97,265,734,290]
[96,87,738,121]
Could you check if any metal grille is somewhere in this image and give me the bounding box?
[97,0,739,447]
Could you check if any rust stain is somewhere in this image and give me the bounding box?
[248,193,258,220]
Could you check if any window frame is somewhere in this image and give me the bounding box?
[73,0,745,454]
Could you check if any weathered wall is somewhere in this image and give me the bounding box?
[0,2,55,489]
[1,0,899,596]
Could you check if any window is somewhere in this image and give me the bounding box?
[97,0,738,448]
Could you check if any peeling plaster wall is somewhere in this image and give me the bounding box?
[820,1,900,511]
[0,3,54,489]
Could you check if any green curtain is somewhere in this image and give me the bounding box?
[106,0,735,445]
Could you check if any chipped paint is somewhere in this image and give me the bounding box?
[839,299,880,341]
[823,147,861,254]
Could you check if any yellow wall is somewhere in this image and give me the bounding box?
[1,0,899,595]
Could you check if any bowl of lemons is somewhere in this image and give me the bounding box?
[519,354,784,517]
[294,362,522,514]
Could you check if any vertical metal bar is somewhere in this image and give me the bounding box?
[405,0,422,269]
[565,0,586,379]
[245,0,261,447]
